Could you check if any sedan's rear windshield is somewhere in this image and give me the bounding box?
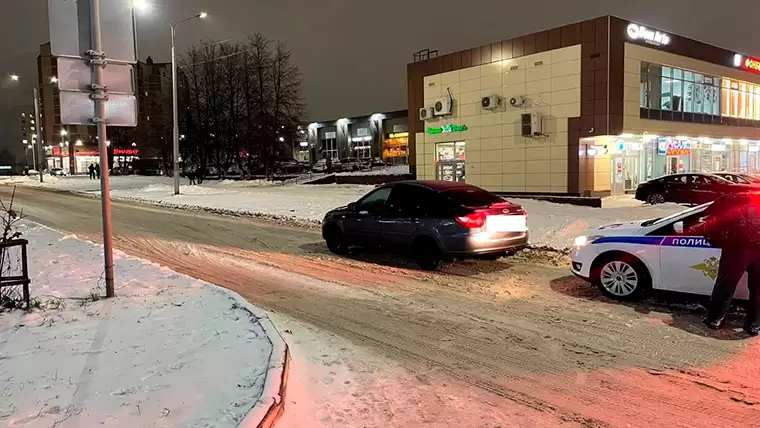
[441,187,502,208]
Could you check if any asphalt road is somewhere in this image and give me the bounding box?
[6,185,760,428]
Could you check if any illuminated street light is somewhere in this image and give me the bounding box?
[199,12,208,18]
[279,137,285,142]
[50,77,58,83]
[10,74,19,81]
[132,0,149,11]
[60,129,68,136]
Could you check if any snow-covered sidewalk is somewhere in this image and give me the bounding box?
[0,223,288,428]
[8,175,686,249]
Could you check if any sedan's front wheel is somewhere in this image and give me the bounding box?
[592,253,651,301]
[324,225,348,255]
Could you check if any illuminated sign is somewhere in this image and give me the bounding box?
[388,132,409,139]
[113,148,139,156]
[734,54,760,74]
[427,123,467,135]
[626,23,670,46]
[658,139,692,156]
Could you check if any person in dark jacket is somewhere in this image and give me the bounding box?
[702,192,760,335]
[95,163,101,179]
[88,163,96,180]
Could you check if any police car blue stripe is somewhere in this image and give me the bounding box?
[592,236,664,245]
[592,235,717,248]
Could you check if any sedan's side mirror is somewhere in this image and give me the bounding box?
[673,221,684,234]
[347,202,357,212]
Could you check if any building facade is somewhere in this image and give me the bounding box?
[407,16,760,196]
[135,56,171,160]
[304,110,409,164]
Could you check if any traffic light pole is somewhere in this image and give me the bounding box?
[32,88,43,183]
[88,0,115,298]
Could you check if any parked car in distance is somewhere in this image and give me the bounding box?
[50,167,68,177]
[271,158,302,175]
[713,172,760,185]
[339,157,364,172]
[321,180,529,270]
[311,158,342,173]
[635,173,752,205]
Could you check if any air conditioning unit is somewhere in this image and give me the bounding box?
[521,112,542,137]
[481,95,501,110]
[433,96,452,116]
[509,96,526,107]
[419,107,435,121]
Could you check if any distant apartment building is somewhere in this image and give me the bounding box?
[37,42,96,173]
[135,56,172,160]
[37,43,171,173]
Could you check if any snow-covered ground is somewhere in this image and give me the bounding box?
[0,223,283,427]
[8,175,686,249]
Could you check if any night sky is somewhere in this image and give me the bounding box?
[1,0,758,159]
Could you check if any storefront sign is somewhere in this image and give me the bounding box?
[626,23,670,46]
[388,132,408,139]
[710,144,727,152]
[734,54,760,74]
[660,139,692,156]
[427,123,468,135]
[587,145,608,156]
[113,148,139,156]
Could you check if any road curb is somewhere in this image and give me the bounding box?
[216,287,291,428]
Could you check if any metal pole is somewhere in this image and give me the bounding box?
[33,88,43,182]
[171,24,180,195]
[89,0,115,298]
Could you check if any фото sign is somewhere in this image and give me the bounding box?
[626,23,670,46]
[427,123,468,135]
[734,54,760,75]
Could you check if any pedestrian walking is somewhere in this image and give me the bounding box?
[188,167,196,185]
[701,192,760,335]
[88,163,96,180]
[95,163,101,180]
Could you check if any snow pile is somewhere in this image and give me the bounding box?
[0,223,276,427]
[337,165,410,176]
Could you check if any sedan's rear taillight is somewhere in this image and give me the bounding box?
[455,212,486,229]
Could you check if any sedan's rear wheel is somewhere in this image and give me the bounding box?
[415,239,441,271]
[592,254,651,301]
[647,192,665,205]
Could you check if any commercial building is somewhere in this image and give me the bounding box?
[135,56,171,159]
[407,16,760,196]
[304,110,408,164]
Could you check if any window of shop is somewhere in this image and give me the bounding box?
[435,142,466,182]
[640,62,721,116]
[383,132,409,165]
[721,78,760,120]
[351,137,372,159]
[322,138,337,160]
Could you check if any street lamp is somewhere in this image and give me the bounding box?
[60,129,67,137]
[10,74,18,81]
[170,11,207,195]
[50,77,58,84]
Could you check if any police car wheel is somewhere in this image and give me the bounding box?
[592,254,650,301]
[647,193,665,205]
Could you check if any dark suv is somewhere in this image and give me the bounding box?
[321,180,529,270]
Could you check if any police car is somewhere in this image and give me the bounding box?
[571,202,750,301]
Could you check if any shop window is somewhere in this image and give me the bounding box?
[322,138,338,160]
[640,62,722,116]
[721,77,760,120]
[383,132,409,165]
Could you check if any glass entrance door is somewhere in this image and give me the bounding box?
[624,157,640,191]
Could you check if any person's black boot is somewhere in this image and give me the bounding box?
[704,318,722,330]
[743,323,760,336]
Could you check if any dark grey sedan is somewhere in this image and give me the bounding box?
[321,180,529,270]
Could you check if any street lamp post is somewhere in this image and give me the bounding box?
[170,12,206,195]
